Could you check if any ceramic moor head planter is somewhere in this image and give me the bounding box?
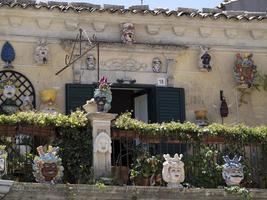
[162,154,185,188]
[94,76,112,112]
[222,155,244,186]
[33,146,63,184]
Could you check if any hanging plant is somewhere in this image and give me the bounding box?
[1,41,15,68]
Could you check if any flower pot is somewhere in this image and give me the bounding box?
[18,125,55,137]
[134,177,150,186]
[111,166,129,185]
[194,110,207,120]
[111,129,137,139]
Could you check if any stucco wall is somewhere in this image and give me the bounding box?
[0,7,267,125]
[3,182,267,200]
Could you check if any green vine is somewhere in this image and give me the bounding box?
[113,112,267,144]
[0,110,88,128]
[225,186,252,200]
[53,126,93,184]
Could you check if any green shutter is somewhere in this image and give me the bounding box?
[154,87,185,123]
[65,84,95,114]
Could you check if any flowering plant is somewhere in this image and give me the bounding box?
[94,76,112,112]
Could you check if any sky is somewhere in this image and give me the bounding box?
[65,0,224,10]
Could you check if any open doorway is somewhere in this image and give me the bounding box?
[109,87,149,123]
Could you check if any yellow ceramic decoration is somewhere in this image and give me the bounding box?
[39,88,59,114]
[40,89,57,103]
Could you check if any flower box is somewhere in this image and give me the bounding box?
[203,136,225,144]
[111,129,138,139]
[0,124,17,136]
[18,125,55,137]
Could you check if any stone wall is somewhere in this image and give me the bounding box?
[0,6,267,125]
[3,182,267,200]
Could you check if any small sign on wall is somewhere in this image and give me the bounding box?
[157,78,167,86]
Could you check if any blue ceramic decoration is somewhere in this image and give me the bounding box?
[1,41,15,68]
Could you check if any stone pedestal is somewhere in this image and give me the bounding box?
[87,113,117,179]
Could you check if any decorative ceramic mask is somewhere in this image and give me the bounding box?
[233,53,257,88]
[222,155,244,186]
[34,38,49,65]
[162,154,185,188]
[93,132,112,154]
[199,46,212,72]
[152,57,162,73]
[0,147,7,177]
[93,76,112,112]
[33,146,64,184]
[3,84,16,99]
[85,54,96,70]
[0,79,18,115]
[39,88,59,114]
[121,23,136,44]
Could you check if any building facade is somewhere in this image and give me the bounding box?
[0,1,267,125]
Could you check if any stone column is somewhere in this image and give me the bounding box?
[87,113,117,179]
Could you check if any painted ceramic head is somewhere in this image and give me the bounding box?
[3,83,16,99]
[162,154,185,186]
[94,76,112,112]
[33,146,63,184]
[222,155,244,186]
[121,23,135,44]
[152,57,162,73]
[34,38,48,64]
[86,54,96,70]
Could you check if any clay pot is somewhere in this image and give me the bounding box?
[111,166,129,185]
[194,110,207,120]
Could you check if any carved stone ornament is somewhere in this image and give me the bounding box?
[121,23,136,44]
[85,54,96,70]
[152,57,162,73]
[93,132,112,154]
[222,155,244,186]
[233,53,257,88]
[199,46,212,72]
[199,27,213,38]
[173,26,186,36]
[162,154,185,188]
[36,18,52,30]
[147,25,160,35]
[33,146,64,184]
[101,58,148,72]
[34,38,49,65]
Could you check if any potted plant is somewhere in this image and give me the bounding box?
[130,152,162,186]
[93,76,112,112]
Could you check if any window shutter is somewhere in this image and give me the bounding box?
[154,87,185,123]
[65,84,95,114]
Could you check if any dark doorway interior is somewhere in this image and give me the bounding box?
[109,89,135,115]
